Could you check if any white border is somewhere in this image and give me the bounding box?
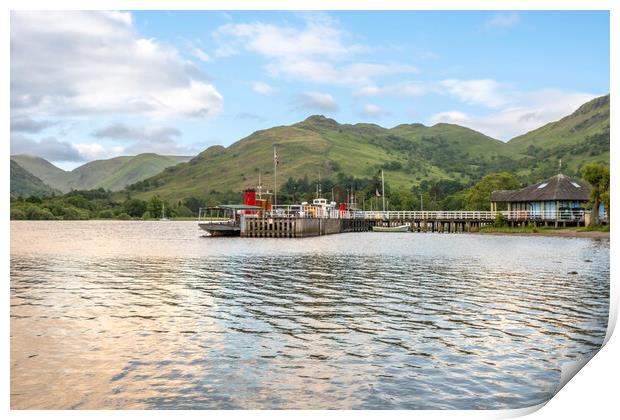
[3,1,617,419]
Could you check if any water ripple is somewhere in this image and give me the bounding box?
[10,221,609,409]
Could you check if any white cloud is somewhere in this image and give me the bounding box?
[92,123,191,155]
[214,16,417,86]
[11,134,85,161]
[437,79,510,108]
[214,16,356,59]
[430,90,600,140]
[252,81,273,95]
[297,92,338,112]
[485,12,521,29]
[10,117,56,133]
[356,79,509,108]
[355,81,427,97]
[11,11,223,120]
[189,46,212,62]
[360,104,389,118]
[74,143,110,161]
[266,60,417,86]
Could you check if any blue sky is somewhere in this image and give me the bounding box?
[10,10,609,169]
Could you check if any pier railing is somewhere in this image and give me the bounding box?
[267,209,587,222]
[344,210,587,221]
[200,206,590,222]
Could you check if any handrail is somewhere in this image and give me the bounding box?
[199,206,592,222]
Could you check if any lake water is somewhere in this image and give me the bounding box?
[10,221,610,409]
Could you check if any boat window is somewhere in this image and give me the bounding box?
[537,183,548,189]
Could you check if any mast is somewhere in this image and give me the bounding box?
[273,146,277,207]
[381,169,385,212]
[257,171,263,199]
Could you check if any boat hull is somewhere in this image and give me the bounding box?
[372,225,409,232]
[199,223,241,237]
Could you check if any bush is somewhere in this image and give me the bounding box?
[26,205,56,220]
[66,195,92,210]
[116,212,131,220]
[59,207,90,220]
[97,209,114,219]
[174,205,194,218]
[26,196,43,204]
[122,199,147,218]
[493,213,507,227]
[10,208,27,220]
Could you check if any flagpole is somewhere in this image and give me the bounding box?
[381,169,385,212]
[273,145,277,208]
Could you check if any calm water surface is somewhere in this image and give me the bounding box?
[10,221,609,409]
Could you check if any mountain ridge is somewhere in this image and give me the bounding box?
[124,94,609,202]
[10,160,61,198]
[10,153,192,193]
[11,94,609,202]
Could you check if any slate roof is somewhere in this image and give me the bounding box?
[491,174,591,203]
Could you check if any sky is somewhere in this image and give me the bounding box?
[10,10,610,170]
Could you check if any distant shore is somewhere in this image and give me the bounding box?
[476,228,610,239]
[10,219,611,240]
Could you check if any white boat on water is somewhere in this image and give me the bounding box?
[372,225,409,232]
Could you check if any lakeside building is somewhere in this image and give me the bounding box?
[490,173,606,226]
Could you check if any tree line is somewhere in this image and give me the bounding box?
[10,163,609,223]
[10,188,195,220]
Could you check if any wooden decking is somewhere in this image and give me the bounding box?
[200,209,591,238]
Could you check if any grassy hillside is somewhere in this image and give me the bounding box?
[10,160,61,198]
[12,94,609,206]
[127,94,609,203]
[66,156,133,191]
[95,154,192,191]
[127,115,524,202]
[506,94,609,181]
[10,153,191,193]
[10,155,70,191]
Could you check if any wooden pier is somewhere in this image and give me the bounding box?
[239,211,498,237]
[200,209,587,238]
[242,216,369,237]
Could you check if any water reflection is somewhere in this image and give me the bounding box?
[10,221,609,409]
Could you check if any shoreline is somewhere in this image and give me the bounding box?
[9,220,610,239]
[475,229,610,239]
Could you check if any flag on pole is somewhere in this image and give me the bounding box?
[375,188,381,197]
[273,147,279,166]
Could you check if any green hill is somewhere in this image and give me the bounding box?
[11,94,608,205]
[126,94,609,203]
[506,94,609,181]
[10,153,191,193]
[10,160,61,198]
[10,155,70,191]
[126,115,524,201]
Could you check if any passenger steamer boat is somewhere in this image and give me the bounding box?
[198,184,352,237]
[198,204,263,236]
